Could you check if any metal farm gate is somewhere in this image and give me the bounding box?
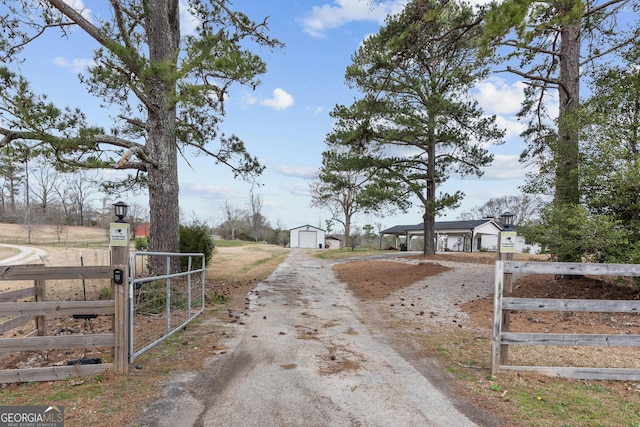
[128,251,206,361]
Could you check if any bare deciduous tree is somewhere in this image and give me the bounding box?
[220,201,246,240]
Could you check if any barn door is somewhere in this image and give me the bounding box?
[298,231,317,248]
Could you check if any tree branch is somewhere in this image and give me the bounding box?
[584,0,629,17]
[580,38,637,66]
[94,135,157,166]
[47,0,113,49]
[506,66,559,86]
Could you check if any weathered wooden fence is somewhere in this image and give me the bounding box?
[0,264,128,383]
[492,261,640,380]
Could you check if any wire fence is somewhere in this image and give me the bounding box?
[0,237,109,247]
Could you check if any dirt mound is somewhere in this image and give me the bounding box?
[334,260,450,299]
[463,274,640,335]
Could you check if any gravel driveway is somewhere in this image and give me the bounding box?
[0,244,48,265]
[139,250,499,427]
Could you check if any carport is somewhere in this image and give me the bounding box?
[380,219,505,252]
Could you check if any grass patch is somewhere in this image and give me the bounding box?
[213,239,260,248]
[0,246,19,258]
[44,240,110,248]
[206,289,230,304]
[239,251,286,273]
[401,326,640,427]
[315,248,388,260]
[208,243,289,284]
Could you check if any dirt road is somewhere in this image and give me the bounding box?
[139,250,495,426]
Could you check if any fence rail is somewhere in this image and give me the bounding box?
[0,247,207,383]
[492,260,640,380]
[0,264,127,384]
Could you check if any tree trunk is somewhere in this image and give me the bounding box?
[423,211,435,255]
[145,0,181,270]
[423,139,437,255]
[343,215,351,249]
[555,20,581,264]
[555,21,581,206]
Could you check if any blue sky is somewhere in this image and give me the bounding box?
[13,0,539,231]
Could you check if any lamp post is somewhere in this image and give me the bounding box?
[109,201,130,373]
[500,211,514,229]
[498,211,516,255]
[113,201,129,223]
[496,211,516,366]
[110,201,130,261]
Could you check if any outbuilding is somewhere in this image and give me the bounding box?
[380,219,540,253]
[324,235,343,249]
[289,224,326,249]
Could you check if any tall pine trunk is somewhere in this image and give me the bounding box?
[556,22,581,206]
[146,0,181,268]
[555,21,581,264]
[423,137,437,255]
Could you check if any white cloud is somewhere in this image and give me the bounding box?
[274,165,318,179]
[298,0,494,38]
[481,154,534,180]
[63,0,93,22]
[53,56,95,74]
[281,183,313,197]
[299,0,405,38]
[182,182,239,199]
[259,88,294,110]
[494,115,527,141]
[238,91,258,107]
[179,0,200,35]
[475,78,526,115]
[307,106,324,115]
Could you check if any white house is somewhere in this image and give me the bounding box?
[289,224,326,249]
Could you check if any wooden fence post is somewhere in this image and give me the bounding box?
[35,279,46,336]
[496,229,516,367]
[491,260,504,375]
[499,252,513,365]
[110,222,130,373]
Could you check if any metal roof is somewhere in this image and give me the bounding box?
[381,219,511,235]
[289,224,326,232]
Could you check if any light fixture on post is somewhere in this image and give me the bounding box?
[113,201,129,223]
[500,211,514,229]
[109,200,130,374]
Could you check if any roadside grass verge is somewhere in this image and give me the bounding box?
[315,248,388,259]
[213,239,258,247]
[0,303,240,426]
[208,242,289,284]
[238,252,285,273]
[0,246,19,258]
[407,328,640,427]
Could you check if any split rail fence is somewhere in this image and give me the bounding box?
[492,261,640,380]
[0,264,128,384]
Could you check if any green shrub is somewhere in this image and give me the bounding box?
[520,203,631,263]
[179,221,214,270]
[135,280,188,314]
[135,236,150,251]
[206,289,229,304]
[98,286,112,300]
